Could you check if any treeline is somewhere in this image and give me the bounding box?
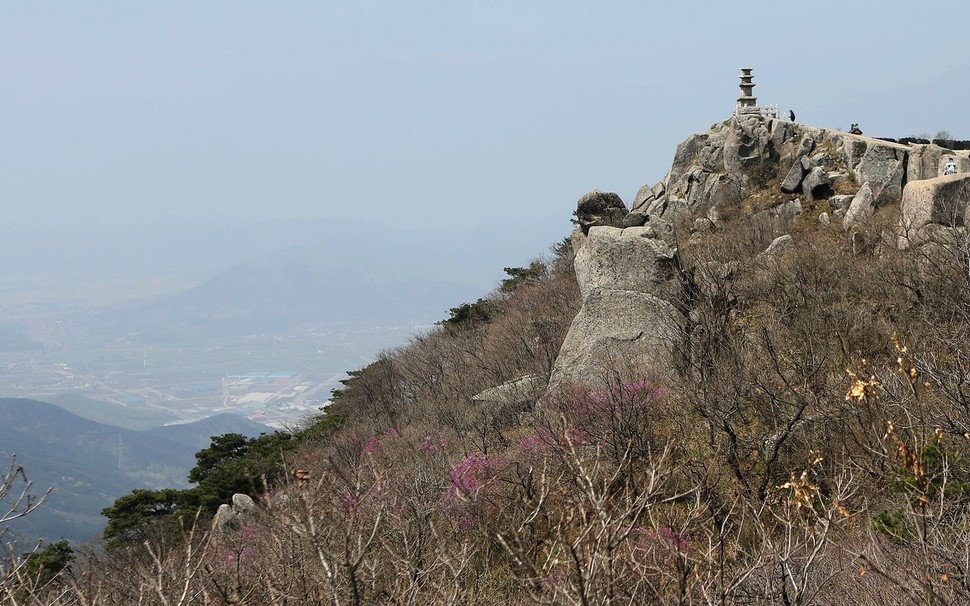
[876,136,970,150]
[4,208,970,604]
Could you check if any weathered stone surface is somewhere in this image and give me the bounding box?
[843,136,869,168]
[780,160,806,193]
[780,199,803,222]
[621,211,649,228]
[801,166,831,200]
[575,190,628,234]
[855,145,906,205]
[898,174,970,248]
[693,217,714,232]
[646,117,919,230]
[763,234,795,257]
[232,493,256,514]
[668,133,713,187]
[829,194,854,211]
[770,119,794,151]
[213,504,233,529]
[843,182,875,230]
[957,156,970,174]
[705,174,743,221]
[548,288,683,390]
[828,171,852,191]
[907,144,950,182]
[904,224,968,255]
[472,375,546,405]
[810,149,831,166]
[818,212,830,225]
[724,115,771,172]
[569,227,587,256]
[573,226,679,300]
[795,133,817,159]
[631,183,658,214]
[213,493,258,531]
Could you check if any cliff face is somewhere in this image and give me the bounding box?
[550,114,970,388]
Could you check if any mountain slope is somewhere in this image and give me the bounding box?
[0,399,267,544]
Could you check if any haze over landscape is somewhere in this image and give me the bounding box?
[3,0,970,567]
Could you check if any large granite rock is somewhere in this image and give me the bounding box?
[574,226,679,299]
[842,182,875,230]
[762,234,795,257]
[549,288,683,390]
[854,144,907,205]
[575,190,628,235]
[631,183,660,214]
[471,375,546,405]
[723,115,772,172]
[213,493,258,530]
[549,221,685,390]
[780,158,807,193]
[907,144,951,182]
[646,119,928,229]
[899,174,970,248]
[801,166,832,200]
[842,136,870,168]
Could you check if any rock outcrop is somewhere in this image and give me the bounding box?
[213,493,257,530]
[545,114,970,394]
[471,375,545,406]
[899,174,970,249]
[549,224,684,389]
[574,189,630,234]
[843,182,875,230]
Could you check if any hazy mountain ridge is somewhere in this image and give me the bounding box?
[65,241,482,343]
[0,398,268,544]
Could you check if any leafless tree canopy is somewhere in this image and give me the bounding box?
[6,211,970,605]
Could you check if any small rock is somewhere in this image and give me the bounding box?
[622,212,648,228]
[232,493,256,514]
[692,217,714,233]
[763,234,795,256]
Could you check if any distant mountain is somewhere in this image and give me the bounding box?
[38,393,178,431]
[81,241,481,343]
[0,217,567,303]
[0,398,269,545]
[148,413,270,452]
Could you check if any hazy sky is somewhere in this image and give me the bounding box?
[3,1,969,246]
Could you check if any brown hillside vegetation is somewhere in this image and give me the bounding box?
[5,184,970,604]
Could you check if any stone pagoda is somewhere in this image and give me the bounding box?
[736,67,758,115]
[734,67,777,118]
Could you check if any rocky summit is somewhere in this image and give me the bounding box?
[553,114,970,388]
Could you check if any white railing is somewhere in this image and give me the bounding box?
[734,103,781,119]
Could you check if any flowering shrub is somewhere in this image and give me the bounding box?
[631,525,691,560]
[361,435,380,455]
[448,453,496,496]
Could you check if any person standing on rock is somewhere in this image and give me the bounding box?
[789,109,796,122]
[944,157,957,175]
